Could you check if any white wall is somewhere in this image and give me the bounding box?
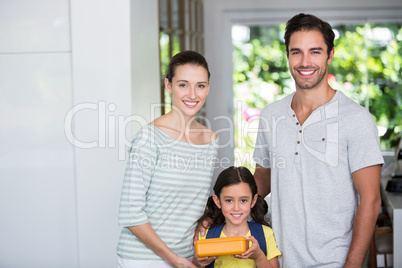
[204,0,402,177]
[0,1,78,267]
[0,0,160,267]
[69,0,132,267]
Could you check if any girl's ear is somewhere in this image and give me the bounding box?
[251,194,258,208]
[165,78,172,94]
[212,194,221,209]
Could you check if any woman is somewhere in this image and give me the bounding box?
[117,50,219,268]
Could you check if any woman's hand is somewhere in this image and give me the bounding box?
[172,256,198,268]
[193,219,211,243]
[128,224,198,268]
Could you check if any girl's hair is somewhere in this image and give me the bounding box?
[197,166,269,229]
[284,13,335,58]
[165,50,210,83]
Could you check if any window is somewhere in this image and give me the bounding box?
[159,0,205,115]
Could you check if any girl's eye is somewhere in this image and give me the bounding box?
[225,199,232,203]
[241,199,248,203]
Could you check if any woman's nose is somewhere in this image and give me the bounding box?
[188,87,196,99]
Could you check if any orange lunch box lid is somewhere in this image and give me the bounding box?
[195,236,249,257]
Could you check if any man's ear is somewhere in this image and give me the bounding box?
[251,194,259,208]
[327,48,335,64]
[212,195,221,209]
[165,78,172,94]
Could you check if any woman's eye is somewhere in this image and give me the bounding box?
[198,84,205,89]
[179,84,187,87]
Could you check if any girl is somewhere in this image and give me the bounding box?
[117,50,218,268]
[193,166,281,268]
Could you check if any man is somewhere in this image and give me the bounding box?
[253,13,384,267]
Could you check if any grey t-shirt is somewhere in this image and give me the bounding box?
[253,90,384,267]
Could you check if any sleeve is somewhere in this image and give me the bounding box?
[347,109,384,173]
[118,126,158,227]
[262,225,282,260]
[253,109,271,168]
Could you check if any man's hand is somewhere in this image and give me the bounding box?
[254,164,271,198]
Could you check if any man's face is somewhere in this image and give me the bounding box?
[287,30,334,90]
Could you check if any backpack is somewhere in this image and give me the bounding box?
[205,221,267,268]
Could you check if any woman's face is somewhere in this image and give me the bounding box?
[165,64,209,118]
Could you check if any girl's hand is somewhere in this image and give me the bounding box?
[234,236,265,261]
[234,236,279,268]
[192,253,218,268]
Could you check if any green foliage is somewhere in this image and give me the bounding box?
[330,23,402,149]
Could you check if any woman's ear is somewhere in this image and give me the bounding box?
[165,78,172,94]
[251,194,259,208]
[212,195,221,209]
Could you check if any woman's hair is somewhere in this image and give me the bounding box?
[165,50,210,83]
[284,13,335,58]
[197,166,269,229]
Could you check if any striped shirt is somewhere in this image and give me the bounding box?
[117,124,219,260]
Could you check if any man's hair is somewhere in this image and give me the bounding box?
[284,13,335,56]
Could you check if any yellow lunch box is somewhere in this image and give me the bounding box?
[195,236,249,257]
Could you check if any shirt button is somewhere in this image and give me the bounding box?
[299,130,302,133]
[295,152,298,155]
[292,114,295,117]
[296,122,299,125]
[322,138,325,141]
[297,141,300,144]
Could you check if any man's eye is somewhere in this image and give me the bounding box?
[198,84,205,89]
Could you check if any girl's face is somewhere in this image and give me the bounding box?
[165,64,209,119]
[213,182,258,227]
